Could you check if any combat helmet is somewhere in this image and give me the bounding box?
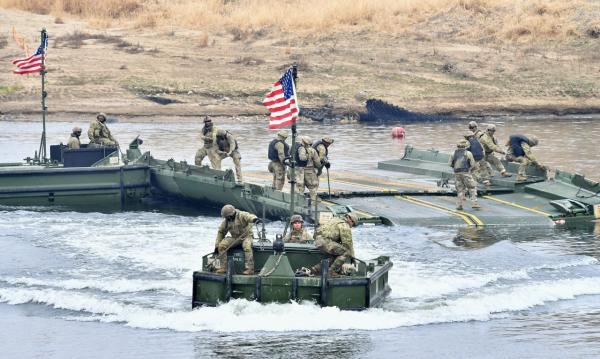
[301,136,313,145]
[97,113,107,121]
[463,131,474,139]
[457,139,470,148]
[528,135,539,146]
[277,130,288,139]
[290,214,304,223]
[468,120,478,130]
[72,126,82,134]
[221,204,236,218]
[486,124,497,132]
[346,212,359,226]
[322,136,334,144]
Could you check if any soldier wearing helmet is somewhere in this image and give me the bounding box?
[88,113,118,147]
[267,130,290,190]
[195,116,221,170]
[214,204,261,275]
[309,213,358,277]
[505,134,546,181]
[295,136,322,202]
[449,139,480,210]
[67,126,83,149]
[478,124,511,178]
[464,131,491,186]
[284,214,312,243]
[214,128,243,182]
[313,136,334,177]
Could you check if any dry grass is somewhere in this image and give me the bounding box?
[1,0,597,43]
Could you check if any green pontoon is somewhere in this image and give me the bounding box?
[192,240,392,310]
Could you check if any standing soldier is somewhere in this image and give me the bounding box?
[479,124,511,178]
[284,215,313,243]
[313,136,334,176]
[215,128,243,182]
[309,213,358,277]
[195,116,220,169]
[88,113,118,147]
[295,136,322,202]
[464,132,491,186]
[449,139,480,210]
[505,134,546,181]
[67,126,82,149]
[268,130,289,190]
[214,204,261,275]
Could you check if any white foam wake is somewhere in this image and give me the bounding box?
[2,277,600,332]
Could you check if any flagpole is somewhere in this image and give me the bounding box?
[38,28,48,163]
[289,65,299,216]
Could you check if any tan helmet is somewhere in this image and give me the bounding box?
[203,116,212,123]
[464,131,474,139]
[346,212,359,226]
[72,126,82,133]
[458,139,470,148]
[301,136,313,145]
[277,130,288,139]
[290,214,304,223]
[221,204,236,218]
[528,135,539,146]
[486,124,496,132]
[322,136,334,144]
[97,113,107,121]
[216,128,227,137]
[468,121,478,130]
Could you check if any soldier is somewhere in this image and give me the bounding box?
[464,131,491,186]
[67,126,82,149]
[295,136,322,202]
[448,139,480,210]
[313,136,334,176]
[214,204,261,275]
[505,134,546,181]
[215,128,243,182]
[88,113,118,147]
[309,212,358,277]
[284,214,313,243]
[479,124,511,178]
[195,116,220,169]
[267,130,289,190]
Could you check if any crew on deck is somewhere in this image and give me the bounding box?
[449,139,480,210]
[284,214,313,243]
[88,113,118,147]
[295,136,322,203]
[195,116,220,169]
[309,212,358,277]
[267,130,290,190]
[67,126,82,149]
[215,128,243,182]
[505,134,547,181]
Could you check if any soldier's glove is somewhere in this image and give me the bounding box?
[324,162,331,169]
[283,157,292,167]
[350,258,356,265]
[253,218,263,225]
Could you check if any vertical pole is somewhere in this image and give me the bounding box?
[39,28,48,163]
[288,65,299,216]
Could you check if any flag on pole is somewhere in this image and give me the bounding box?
[12,31,48,75]
[263,67,299,129]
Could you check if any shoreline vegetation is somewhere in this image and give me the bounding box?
[0,0,599,121]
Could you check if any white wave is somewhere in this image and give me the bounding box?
[389,256,597,299]
[2,277,600,332]
[0,276,189,295]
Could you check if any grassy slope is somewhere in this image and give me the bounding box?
[0,1,599,119]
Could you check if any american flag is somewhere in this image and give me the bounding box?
[263,67,299,129]
[12,32,48,75]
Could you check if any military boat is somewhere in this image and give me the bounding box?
[0,140,150,208]
[192,238,392,310]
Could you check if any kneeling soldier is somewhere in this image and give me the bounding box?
[310,213,357,277]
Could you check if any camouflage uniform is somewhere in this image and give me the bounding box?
[479,125,509,177]
[194,122,221,169]
[296,137,322,202]
[505,135,543,180]
[311,216,355,274]
[88,115,118,147]
[313,137,333,177]
[268,131,289,190]
[215,129,243,182]
[464,132,490,185]
[67,127,81,149]
[215,209,257,274]
[449,140,479,210]
[284,228,313,243]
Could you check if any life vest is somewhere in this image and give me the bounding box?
[467,138,484,161]
[451,148,471,173]
[509,134,530,158]
[216,131,238,152]
[268,139,289,162]
[312,140,328,158]
[294,145,308,167]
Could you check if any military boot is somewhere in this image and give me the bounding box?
[501,171,512,177]
[516,175,528,182]
[242,259,254,275]
[215,267,226,274]
[472,202,481,209]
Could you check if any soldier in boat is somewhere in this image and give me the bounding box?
[88,113,118,147]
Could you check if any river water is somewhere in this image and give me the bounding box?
[1,117,600,358]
